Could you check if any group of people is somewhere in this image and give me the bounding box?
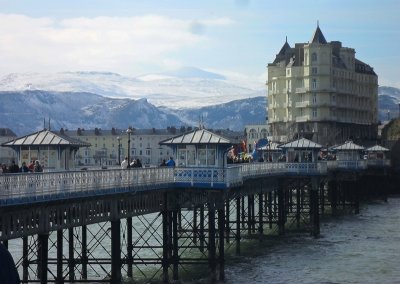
[159,157,176,167]
[1,160,43,174]
[120,157,143,169]
[120,156,176,169]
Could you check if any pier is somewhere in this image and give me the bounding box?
[0,159,392,283]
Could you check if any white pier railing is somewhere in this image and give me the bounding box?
[0,159,390,205]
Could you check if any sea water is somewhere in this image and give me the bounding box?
[224,195,400,284]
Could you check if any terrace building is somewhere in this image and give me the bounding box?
[267,25,378,146]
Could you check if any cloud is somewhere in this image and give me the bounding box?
[0,13,233,75]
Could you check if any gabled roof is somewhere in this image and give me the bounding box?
[278,138,322,149]
[159,129,231,145]
[310,26,327,44]
[1,129,91,147]
[365,145,389,152]
[331,140,364,151]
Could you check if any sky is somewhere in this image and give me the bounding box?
[0,0,399,87]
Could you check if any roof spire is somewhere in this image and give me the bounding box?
[310,23,327,44]
[285,35,287,43]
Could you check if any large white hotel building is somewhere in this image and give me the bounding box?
[267,25,378,146]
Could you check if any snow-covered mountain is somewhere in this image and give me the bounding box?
[0,67,265,109]
[0,68,399,136]
[378,86,400,121]
[0,89,267,135]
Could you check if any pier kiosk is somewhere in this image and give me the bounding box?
[159,128,233,168]
[365,145,390,167]
[330,140,366,170]
[278,137,323,163]
[257,141,282,162]
[1,129,90,171]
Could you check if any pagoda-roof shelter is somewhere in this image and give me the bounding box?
[365,145,390,161]
[365,145,389,152]
[2,129,90,170]
[2,129,90,148]
[256,142,283,162]
[277,138,322,163]
[159,128,232,167]
[279,138,323,149]
[331,140,364,151]
[160,128,231,145]
[330,140,364,161]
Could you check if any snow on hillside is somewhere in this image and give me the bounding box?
[0,67,265,109]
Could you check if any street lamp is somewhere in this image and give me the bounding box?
[126,127,133,168]
[117,136,121,165]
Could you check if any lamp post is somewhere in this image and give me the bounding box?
[117,136,121,165]
[126,127,133,168]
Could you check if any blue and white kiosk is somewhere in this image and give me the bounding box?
[330,140,366,170]
[159,128,235,188]
[365,145,390,167]
[278,138,323,163]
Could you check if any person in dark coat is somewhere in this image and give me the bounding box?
[19,162,30,173]
[0,243,20,283]
[9,160,19,173]
[159,159,167,167]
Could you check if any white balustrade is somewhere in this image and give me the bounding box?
[0,159,389,204]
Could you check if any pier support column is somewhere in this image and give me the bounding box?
[127,217,133,278]
[218,206,225,281]
[258,192,264,241]
[37,233,49,284]
[235,197,241,255]
[81,225,88,280]
[111,219,121,284]
[268,191,273,229]
[208,202,216,282]
[22,236,28,282]
[277,187,285,236]
[225,201,230,243]
[68,228,75,282]
[56,230,64,283]
[296,187,301,228]
[320,182,325,214]
[162,206,170,283]
[199,205,205,253]
[172,210,179,280]
[310,179,320,238]
[193,207,198,244]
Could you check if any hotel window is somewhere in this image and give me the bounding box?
[312,93,317,104]
[312,78,317,89]
[312,67,318,74]
[145,149,151,156]
[312,108,317,118]
[311,53,317,62]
